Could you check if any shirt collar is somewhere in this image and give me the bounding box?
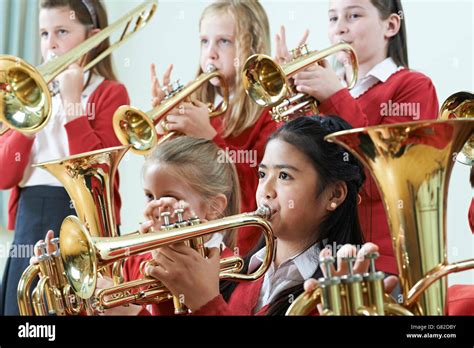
[366,57,403,83]
[249,241,322,280]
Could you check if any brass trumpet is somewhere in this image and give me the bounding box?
[17,145,130,315]
[59,205,274,313]
[439,91,474,165]
[113,65,229,155]
[0,0,158,136]
[242,42,358,122]
[287,119,474,316]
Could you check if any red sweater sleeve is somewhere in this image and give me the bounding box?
[0,130,35,189]
[192,294,239,316]
[318,70,439,128]
[65,81,130,154]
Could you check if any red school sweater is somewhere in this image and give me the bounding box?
[318,69,439,275]
[0,80,130,230]
[211,110,277,256]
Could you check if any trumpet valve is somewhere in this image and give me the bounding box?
[290,44,309,60]
[160,211,172,230]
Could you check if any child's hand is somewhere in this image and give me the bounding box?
[151,63,174,108]
[142,197,198,230]
[146,244,221,312]
[57,63,85,119]
[95,276,144,316]
[161,100,217,140]
[274,25,309,65]
[293,58,345,102]
[30,230,55,265]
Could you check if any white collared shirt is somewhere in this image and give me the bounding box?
[20,73,104,187]
[350,57,404,98]
[249,242,322,313]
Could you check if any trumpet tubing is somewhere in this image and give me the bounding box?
[113,67,229,155]
[242,42,358,122]
[0,0,158,136]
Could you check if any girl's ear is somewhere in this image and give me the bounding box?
[384,13,401,39]
[205,194,228,220]
[87,28,101,38]
[326,181,348,211]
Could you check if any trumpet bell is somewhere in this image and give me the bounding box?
[0,55,51,135]
[60,216,98,300]
[113,105,157,155]
[242,54,287,107]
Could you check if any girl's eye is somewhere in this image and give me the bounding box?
[349,13,361,20]
[329,16,338,22]
[258,170,266,179]
[58,29,68,36]
[278,171,292,180]
[219,38,231,46]
[145,193,154,202]
[201,38,209,45]
[40,31,48,39]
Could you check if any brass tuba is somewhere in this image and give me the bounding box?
[17,145,130,315]
[439,91,474,165]
[242,42,358,122]
[0,0,158,136]
[112,65,229,155]
[287,119,474,315]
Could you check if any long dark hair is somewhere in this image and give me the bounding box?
[370,0,408,68]
[221,115,366,315]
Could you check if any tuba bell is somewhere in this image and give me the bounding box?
[112,64,229,155]
[242,42,358,122]
[288,119,474,315]
[0,0,158,137]
[439,91,474,165]
[17,145,130,315]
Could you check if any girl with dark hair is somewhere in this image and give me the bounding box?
[144,116,368,315]
[276,0,439,276]
[0,0,129,315]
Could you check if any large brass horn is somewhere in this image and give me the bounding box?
[439,91,474,165]
[242,42,358,122]
[112,65,229,155]
[17,145,130,315]
[0,0,158,136]
[288,119,474,316]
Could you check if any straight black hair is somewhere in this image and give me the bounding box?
[221,115,366,315]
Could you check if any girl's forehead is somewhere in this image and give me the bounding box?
[200,12,235,34]
[39,7,76,26]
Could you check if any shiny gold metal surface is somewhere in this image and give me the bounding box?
[242,42,358,122]
[0,1,158,136]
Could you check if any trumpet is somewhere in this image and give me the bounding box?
[113,64,229,155]
[242,42,358,122]
[0,0,158,136]
[439,91,474,165]
[59,205,274,314]
[288,118,474,315]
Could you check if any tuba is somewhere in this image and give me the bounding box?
[17,145,130,315]
[242,42,358,122]
[439,91,474,165]
[0,0,158,136]
[287,119,474,315]
[112,64,229,155]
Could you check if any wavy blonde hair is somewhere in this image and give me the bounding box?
[194,0,271,138]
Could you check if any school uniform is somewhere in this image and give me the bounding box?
[0,73,129,315]
[211,109,277,256]
[318,58,440,275]
[446,285,474,315]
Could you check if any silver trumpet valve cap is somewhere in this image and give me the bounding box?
[50,237,60,256]
[160,211,171,227]
[342,256,356,277]
[319,256,335,278]
[37,241,50,261]
[365,251,380,274]
[174,208,185,223]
